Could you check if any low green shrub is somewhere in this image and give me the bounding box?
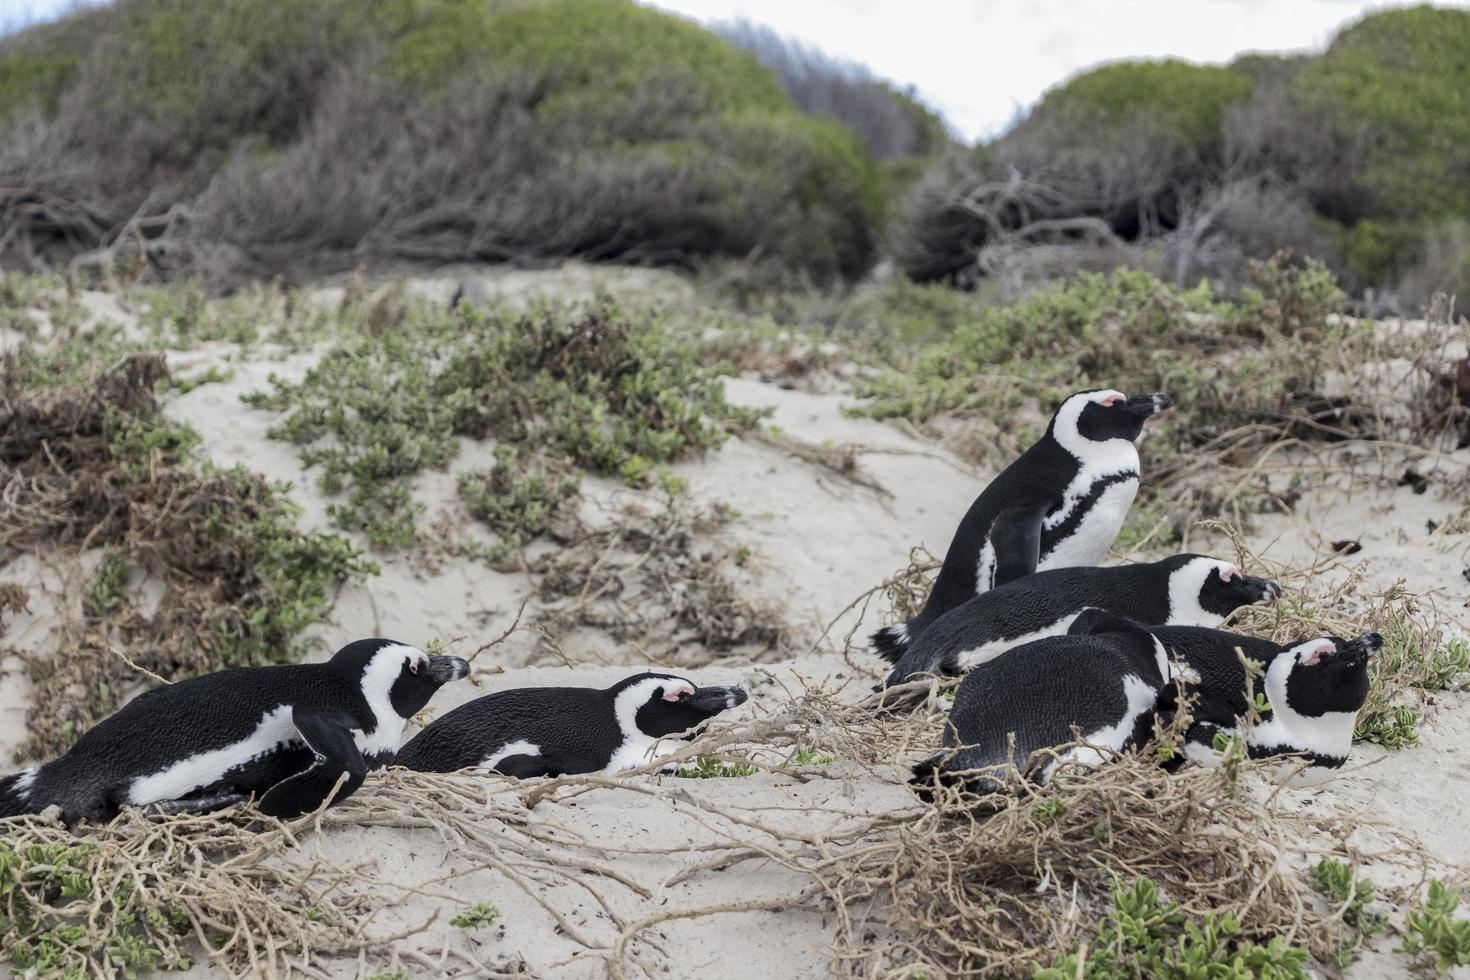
[1036,877,1311,979]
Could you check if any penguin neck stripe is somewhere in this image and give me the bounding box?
[357,643,422,756]
[1251,649,1356,760]
[1045,395,1140,534]
[1167,558,1224,626]
[608,676,682,772]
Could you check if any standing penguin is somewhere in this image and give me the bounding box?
[881,555,1280,687]
[909,623,1176,800]
[1070,614,1381,777]
[0,639,470,824]
[396,672,749,777]
[872,388,1173,663]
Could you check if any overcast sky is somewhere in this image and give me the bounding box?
[6,0,1468,141]
[650,0,1470,140]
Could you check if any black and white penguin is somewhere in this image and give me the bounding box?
[872,388,1173,663]
[909,624,1178,799]
[0,639,470,824]
[881,554,1280,687]
[396,672,749,777]
[1080,616,1381,777]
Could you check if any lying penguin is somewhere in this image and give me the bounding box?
[909,617,1175,800]
[396,672,749,777]
[873,388,1172,663]
[1125,617,1382,776]
[881,554,1281,688]
[910,613,1379,798]
[0,639,470,824]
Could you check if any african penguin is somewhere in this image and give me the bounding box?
[1071,614,1380,778]
[909,624,1179,800]
[873,388,1172,664]
[395,672,749,777]
[881,554,1280,688]
[0,639,470,824]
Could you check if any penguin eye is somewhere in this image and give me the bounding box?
[407,657,420,675]
[1218,566,1240,583]
[662,685,694,703]
[1099,393,1124,406]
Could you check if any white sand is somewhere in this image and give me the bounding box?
[4,266,1469,977]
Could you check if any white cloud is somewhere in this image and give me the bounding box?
[647,0,1470,140]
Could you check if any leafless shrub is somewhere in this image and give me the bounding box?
[1394,220,1470,317]
[1224,78,1373,225]
[714,19,928,160]
[1162,179,1338,288]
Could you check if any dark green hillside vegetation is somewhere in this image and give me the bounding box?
[895,4,1470,309]
[0,0,881,286]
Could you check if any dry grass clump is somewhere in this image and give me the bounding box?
[812,759,1338,977]
[0,773,576,978]
[533,496,787,666]
[508,684,1391,979]
[1,352,373,760]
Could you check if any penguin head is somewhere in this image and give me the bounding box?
[610,672,750,739]
[331,639,472,721]
[1054,389,1173,447]
[1170,556,1282,623]
[1274,632,1381,718]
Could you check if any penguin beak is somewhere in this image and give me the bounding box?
[1340,632,1384,664]
[425,656,471,683]
[1242,576,1282,603]
[686,686,748,713]
[1121,392,1173,418]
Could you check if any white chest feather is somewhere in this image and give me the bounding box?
[975,540,997,593]
[1038,478,1138,571]
[954,612,1085,671]
[1041,673,1156,782]
[127,706,299,805]
[605,733,662,773]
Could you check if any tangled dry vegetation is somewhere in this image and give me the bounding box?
[530,495,787,666]
[0,676,1423,979]
[0,349,374,761]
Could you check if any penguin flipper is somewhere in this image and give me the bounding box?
[494,754,560,779]
[258,708,367,819]
[1068,608,1150,638]
[989,501,1050,587]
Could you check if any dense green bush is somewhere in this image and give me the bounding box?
[892,6,1470,303]
[244,296,762,551]
[1298,5,1470,223]
[1024,59,1253,151]
[0,0,882,284]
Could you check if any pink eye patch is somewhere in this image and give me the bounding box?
[1300,641,1335,666]
[1219,566,1240,582]
[663,685,695,702]
[1100,393,1124,406]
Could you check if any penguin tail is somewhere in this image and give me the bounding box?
[870,622,912,664]
[0,769,42,818]
[909,755,1008,805]
[909,755,953,804]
